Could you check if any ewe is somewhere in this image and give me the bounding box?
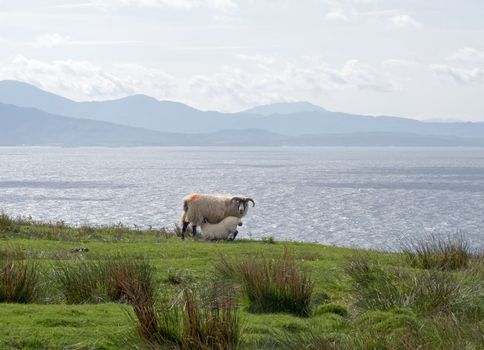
[180,194,255,239]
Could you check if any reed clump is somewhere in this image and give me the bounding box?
[218,249,314,317]
[402,233,472,270]
[0,251,39,303]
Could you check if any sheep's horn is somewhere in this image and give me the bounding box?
[231,196,255,207]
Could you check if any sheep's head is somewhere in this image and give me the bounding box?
[231,196,255,216]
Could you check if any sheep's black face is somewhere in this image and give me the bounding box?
[238,201,248,216]
[232,197,254,216]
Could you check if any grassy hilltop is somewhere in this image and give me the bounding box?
[0,213,483,350]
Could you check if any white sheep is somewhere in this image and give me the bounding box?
[180,193,255,239]
[201,216,242,241]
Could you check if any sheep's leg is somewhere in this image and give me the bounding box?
[181,221,189,240]
[192,225,197,237]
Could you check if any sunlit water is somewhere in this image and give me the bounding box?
[1,147,483,250]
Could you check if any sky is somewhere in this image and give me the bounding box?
[0,0,484,121]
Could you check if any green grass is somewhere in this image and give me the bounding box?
[0,303,137,349]
[0,214,482,349]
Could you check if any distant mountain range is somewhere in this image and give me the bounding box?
[241,101,326,115]
[0,80,483,146]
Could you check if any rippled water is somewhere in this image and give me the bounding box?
[1,147,483,250]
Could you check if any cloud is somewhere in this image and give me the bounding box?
[324,9,351,21]
[389,14,422,29]
[0,55,396,111]
[323,1,423,29]
[111,63,177,98]
[432,48,484,84]
[29,33,140,48]
[382,59,417,67]
[323,0,358,21]
[114,0,237,11]
[175,45,247,51]
[236,54,276,66]
[0,55,176,100]
[448,47,484,62]
[51,1,112,12]
[33,33,70,48]
[187,57,396,111]
[341,59,395,92]
[430,64,484,84]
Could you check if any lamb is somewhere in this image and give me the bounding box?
[180,193,255,239]
[201,216,242,241]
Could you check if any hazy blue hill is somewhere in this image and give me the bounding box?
[233,111,484,138]
[0,80,76,115]
[0,80,233,133]
[1,80,484,140]
[0,102,186,146]
[1,101,483,146]
[0,101,284,146]
[241,101,326,115]
[75,94,219,132]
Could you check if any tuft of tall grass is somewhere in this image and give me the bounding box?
[0,254,39,303]
[54,260,107,304]
[54,256,156,304]
[346,310,484,350]
[345,254,409,311]
[218,250,314,317]
[0,212,15,232]
[345,254,483,319]
[165,268,194,286]
[132,287,242,350]
[106,257,156,304]
[181,288,241,350]
[421,314,484,350]
[0,212,31,234]
[0,246,27,260]
[108,259,169,346]
[402,233,472,270]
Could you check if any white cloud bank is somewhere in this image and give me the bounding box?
[109,0,237,11]
[448,47,484,63]
[389,14,422,29]
[0,55,135,98]
[430,64,484,84]
[430,47,484,84]
[0,55,396,110]
[33,33,70,48]
[323,0,422,29]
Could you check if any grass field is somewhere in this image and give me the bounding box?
[1,214,483,349]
